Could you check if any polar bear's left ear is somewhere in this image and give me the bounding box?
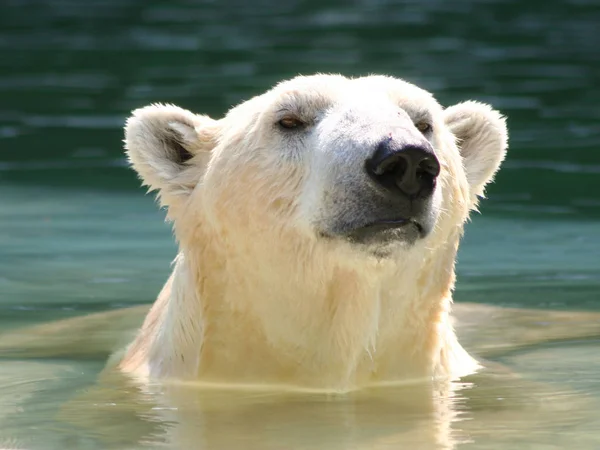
[444,101,508,199]
[125,103,219,197]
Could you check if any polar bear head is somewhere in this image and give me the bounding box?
[122,74,508,385]
[125,75,506,266]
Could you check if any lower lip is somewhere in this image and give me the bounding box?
[362,219,423,234]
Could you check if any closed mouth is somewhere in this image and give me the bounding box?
[343,218,425,245]
[317,218,425,245]
[355,218,423,235]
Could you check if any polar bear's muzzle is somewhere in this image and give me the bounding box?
[318,136,440,250]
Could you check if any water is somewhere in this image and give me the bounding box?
[1,0,600,448]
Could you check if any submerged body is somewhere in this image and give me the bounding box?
[118,74,507,390]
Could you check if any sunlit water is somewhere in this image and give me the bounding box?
[1,0,600,448]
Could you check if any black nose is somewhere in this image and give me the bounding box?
[366,139,441,198]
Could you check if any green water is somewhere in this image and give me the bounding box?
[1,0,600,448]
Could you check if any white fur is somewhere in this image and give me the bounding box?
[444,101,508,202]
[120,74,508,392]
[125,103,218,202]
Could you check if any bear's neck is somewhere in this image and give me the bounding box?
[124,230,475,390]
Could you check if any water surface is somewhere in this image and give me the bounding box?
[1,0,600,448]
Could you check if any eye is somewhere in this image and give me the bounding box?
[278,116,306,130]
[415,121,432,134]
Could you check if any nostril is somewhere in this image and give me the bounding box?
[372,154,405,177]
[418,156,441,179]
[372,156,396,176]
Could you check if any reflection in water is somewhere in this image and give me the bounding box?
[0,353,598,450]
[63,375,462,449]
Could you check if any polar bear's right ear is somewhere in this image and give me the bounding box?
[124,104,219,196]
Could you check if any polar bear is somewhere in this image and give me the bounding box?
[118,74,508,391]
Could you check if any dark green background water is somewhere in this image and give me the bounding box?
[1,0,599,316]
[1,2,600,448]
